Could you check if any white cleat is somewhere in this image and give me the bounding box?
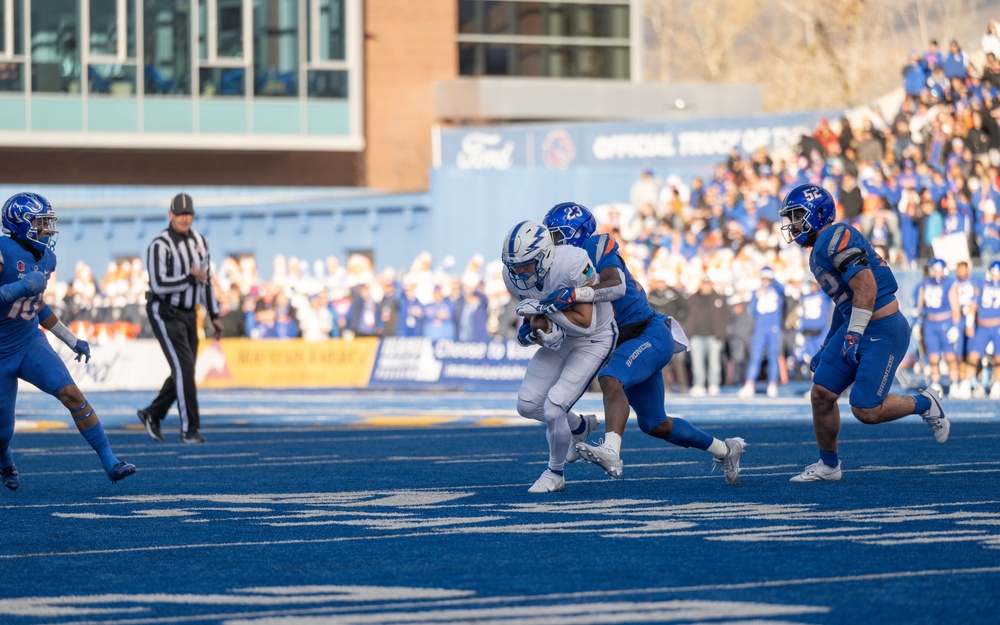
[566,414,598,462]
[708,385,720,396]
[689,385,707,397]
[919,387,950,444]
[528,469,565,493]
[930,382,944,398]
[990,381,1000,400]
[575,441,623,478]
[737,383,755,398]
[790,460,842,482]
[713,437,746,485]
[766,383,778,398]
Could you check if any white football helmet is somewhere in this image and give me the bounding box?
[502,220,554,290]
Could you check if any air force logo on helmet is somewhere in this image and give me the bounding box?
[502,220,554,290]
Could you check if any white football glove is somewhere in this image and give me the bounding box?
[946,325,960,344]
[537,323,565,350]
[515,299,546,316]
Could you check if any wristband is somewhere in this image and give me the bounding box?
[50,321,78,349]
[847,306,873,335]
[574,286,595,303]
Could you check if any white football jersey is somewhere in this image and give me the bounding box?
[504,245,616,345]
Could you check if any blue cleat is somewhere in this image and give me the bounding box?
[108,461,136,483]
[1,465,20,491]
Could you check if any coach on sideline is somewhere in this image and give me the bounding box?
[137,193,224,444]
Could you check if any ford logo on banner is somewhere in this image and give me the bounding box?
[455,132,516,170]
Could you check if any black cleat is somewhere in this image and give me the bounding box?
[108,461,137,483]
[179,431,206,444]
[137,409,164,442]
[1,465,20,491]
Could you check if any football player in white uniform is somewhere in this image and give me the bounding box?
[502,220,616,493]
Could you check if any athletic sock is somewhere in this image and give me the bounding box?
[567,411,585,435]
[549,468,564,476]
[79,422,119,473]
[706,438,728,459]
[665,417,714,450]
[604,431,622,454]
[913,394,931,415]
[819,449,839,468]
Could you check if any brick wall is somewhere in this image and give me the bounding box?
[364,0,457,192]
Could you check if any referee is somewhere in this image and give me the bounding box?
[137,193,223,443]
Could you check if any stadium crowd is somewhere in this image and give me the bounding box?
[40,23,1000,394]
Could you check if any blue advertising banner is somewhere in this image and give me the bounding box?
[435,111,837,172]
[369,337,538,391]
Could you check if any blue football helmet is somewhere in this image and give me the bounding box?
[779,184,836,246]
[542,202,597,248]
[928,257,948,282]
[2,192,58,253]
[502,220,554,291]
[988,261,1000,283]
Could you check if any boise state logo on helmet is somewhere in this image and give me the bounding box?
[1,192,58,253]
[502,220,554,290]
[779,184,835,246]
[542,202,596,248]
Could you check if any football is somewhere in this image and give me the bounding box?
[529,314,552,334]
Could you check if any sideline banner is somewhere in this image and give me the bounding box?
[369,337,537,391]
[435,111,836,172]
[196,338,378,389]
[18,337,170,392]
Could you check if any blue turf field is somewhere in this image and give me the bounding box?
[2,390,998,625]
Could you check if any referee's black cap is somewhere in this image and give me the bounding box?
[170,193,195,215]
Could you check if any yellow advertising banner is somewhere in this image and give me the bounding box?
[196,338,379,389]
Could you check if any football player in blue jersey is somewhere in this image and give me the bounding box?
[0,192,136,490]
[779,184,949,482]
[540,202,746,484]
[915,257,960,397]
[966,261,1000,398]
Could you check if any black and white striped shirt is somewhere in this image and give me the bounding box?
[146,227,220,317]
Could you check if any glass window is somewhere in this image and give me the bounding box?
[218,0,243,58]
[458,0,479,35]
[308,0,344,62]
[515,43,542,76]
[30,0,80,93]
[0,0,24,92]
[144,0,190,94]
[458,42,478,75]
[485,43,508,75]
[516,3,542,36]
[88,63,136,94]
[89,0,119,56]
[307,69,346,98]
[484,1,510,35]
[253,0,298,97]
[199,66,244,96]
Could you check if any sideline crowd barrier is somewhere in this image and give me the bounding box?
[19,335,539,392]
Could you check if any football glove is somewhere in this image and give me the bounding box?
[72,339,91,363]
[538,287,578,315]
[946,325,960,344]
[515,299,545,317]
[516,320,538,347]
[0,271,47,305]
[841,331,862,365]
[810,344,825,373]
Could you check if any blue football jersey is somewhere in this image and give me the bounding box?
[582,233,655,327]
[0,236,55,352]
[809,223,898,319]
[918,276,955,316]
[975,277,1000,321]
